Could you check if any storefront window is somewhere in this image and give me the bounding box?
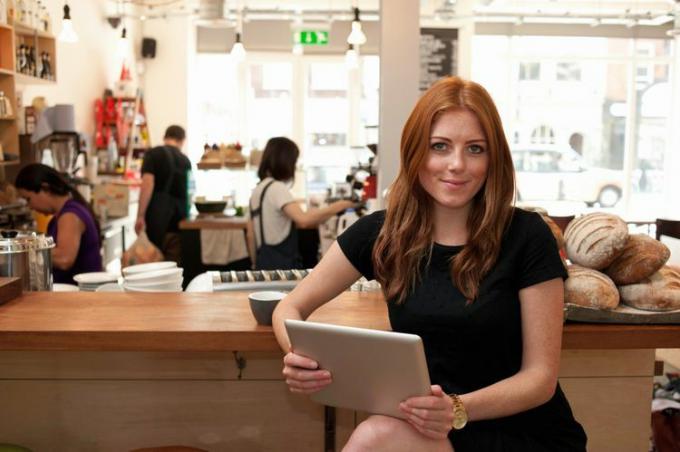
[189,52,379,202]
[472,34,673,218]
[246,62,293,150]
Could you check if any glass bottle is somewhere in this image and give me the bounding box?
[0,91,7,118]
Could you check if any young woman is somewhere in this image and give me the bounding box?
[272,77,587,451]
[250,137,355,270]
[16,163,102,284]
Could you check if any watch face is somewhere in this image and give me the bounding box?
[453,410,468,430]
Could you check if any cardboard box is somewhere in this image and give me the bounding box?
[93,182,130,218]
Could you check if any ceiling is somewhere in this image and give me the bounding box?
[115,0,678,27]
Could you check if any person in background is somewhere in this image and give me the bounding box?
[272,77,587,451]
[250,137,355,270]
[135,125,192,264]
[15,163,102,284]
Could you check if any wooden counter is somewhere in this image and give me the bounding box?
[0,291,679,351]
[0,291,676,451]
[179,215,248,230]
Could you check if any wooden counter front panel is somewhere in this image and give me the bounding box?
[0,350,321,452]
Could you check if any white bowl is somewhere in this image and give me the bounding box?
[73,272,119,284]
[122,261,177,277]
[123,267,183,284]
[123,282,183,293]
[123,277,183,290]
[53,283,79,292]
[95,283,124,292]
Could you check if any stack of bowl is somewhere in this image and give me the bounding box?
[73,272,119,292]
[122,261,184,292]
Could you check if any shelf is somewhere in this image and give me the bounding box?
[0,23,11,32]
[0,68,13,76]
[0,160,19,167]
[12,22,54,39]
[14,72,55,85]
[0,116,16,121]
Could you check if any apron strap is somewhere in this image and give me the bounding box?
[249,179,276,247]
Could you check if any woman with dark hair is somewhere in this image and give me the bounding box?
[272,77,587,451]
[250,137,355,270]
[16,163,102,284]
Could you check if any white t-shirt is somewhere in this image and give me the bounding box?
[249,177,295,247]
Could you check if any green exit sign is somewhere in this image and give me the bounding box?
[294,30,329,45]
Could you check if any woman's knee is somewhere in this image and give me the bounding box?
[344,415,409,451]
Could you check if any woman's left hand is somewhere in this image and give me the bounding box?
[399,385,454,440]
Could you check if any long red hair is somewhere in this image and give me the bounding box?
[372,77,515,303]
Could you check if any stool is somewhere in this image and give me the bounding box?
[0,444,33,452]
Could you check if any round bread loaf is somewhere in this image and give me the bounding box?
[564,213,628,269]
[604,234,670,285]
[564,264,619,310]
[539,214,565,251]
[618,265,680,311]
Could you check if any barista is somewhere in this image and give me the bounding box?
[15,164,102,284]
[250,137,355,270]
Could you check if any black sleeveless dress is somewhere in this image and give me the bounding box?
[337,208,587,452]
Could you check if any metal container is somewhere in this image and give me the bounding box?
[0,232,55,291]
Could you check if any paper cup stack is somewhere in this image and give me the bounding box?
[73,272,119,292]
[122,261,184,292]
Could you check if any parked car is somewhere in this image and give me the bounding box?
[511,147,623,207]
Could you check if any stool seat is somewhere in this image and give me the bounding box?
[0,444,33,452]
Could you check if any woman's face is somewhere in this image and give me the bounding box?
[17,189,53,214]
[418,108,490,216]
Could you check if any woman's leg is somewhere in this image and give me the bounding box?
[342,415,454,452]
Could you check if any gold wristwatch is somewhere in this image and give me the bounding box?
[448,393,468,430]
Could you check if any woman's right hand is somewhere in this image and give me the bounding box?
[332,199,358,213]
[282,350,332,394]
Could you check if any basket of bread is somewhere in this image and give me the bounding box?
[543,212,680,324]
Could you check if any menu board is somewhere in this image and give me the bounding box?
[420,28,459,92]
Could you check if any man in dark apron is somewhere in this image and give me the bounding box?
[135,125,192,263]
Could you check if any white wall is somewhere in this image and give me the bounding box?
[140,16,191,147]
[18,0,139,136]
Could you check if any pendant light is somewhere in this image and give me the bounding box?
[231,32,246,62]
[58,2,78,43]
[345,44,359,69]
[231,10,246,62]
[117,26,128,58]
[347,7,366,46]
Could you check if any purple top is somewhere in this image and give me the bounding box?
[47,199,103,284]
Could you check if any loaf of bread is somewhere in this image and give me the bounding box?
[604,234,670,285]
[618,265,680,311]
[565,265,619,310]
[564,213,628,269]
[539,214,565,251]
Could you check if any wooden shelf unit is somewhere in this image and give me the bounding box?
[0,19,57,181]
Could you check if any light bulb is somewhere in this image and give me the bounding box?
[292,43,303,56]
[231,33,246,62]
[117,27,128,58]
[347,8,366,45]
[58,4,78,43]
[347,21,366,45]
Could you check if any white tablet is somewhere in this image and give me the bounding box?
[284,319,431,418]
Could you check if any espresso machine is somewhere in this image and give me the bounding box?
[31,105,91,192]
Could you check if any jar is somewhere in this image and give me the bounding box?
[0,231,55,291]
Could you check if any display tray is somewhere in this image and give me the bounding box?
[565,303,680,324]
